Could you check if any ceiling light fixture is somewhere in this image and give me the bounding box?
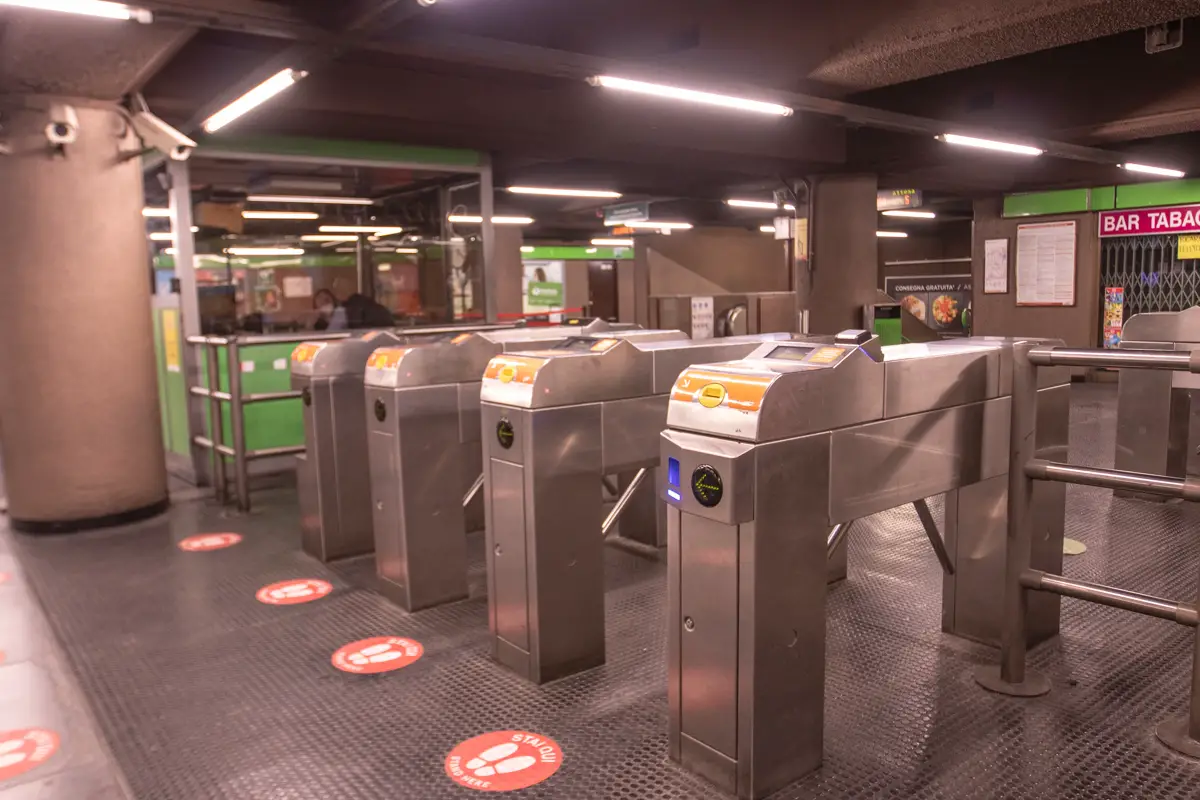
[726,199,795,211]
[447,215,535,225]
[1121,163,1187,179]
[507,186,623,199]
[203,69,308,133]
[520,246,535,253]
[591,238,634,246]
[760,225,776,233]
[586,247,598,254]
[142,207,170,217]
[242,210,320,220]
[226,247,305,256]
[589,75,793,117]
[301,234,359,242]
[148,228,197,240]
[608,220,693,230]
[876,231,909,238]
[881,210,937,219]
[246,194,373,206]
[0,0,151,22]
[395,247,419,254]
[319,225,403,235]
[938,133,1043,156]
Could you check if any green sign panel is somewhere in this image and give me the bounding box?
[527,281,564,308]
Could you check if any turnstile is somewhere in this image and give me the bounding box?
[659,332,1070,798]
[1115,307,1200,500]
[478,331,799,684]
[363,320,634,612]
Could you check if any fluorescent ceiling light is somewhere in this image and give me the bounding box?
[938,133,1043,156]
[507,186,623,199]
[319,225,403,235]
[586,247,598,254]
[591,238,633,246]
[608,220,693,230]
[378,264,392,272]
[726,199,796,211]
[0,0,151,22]
[447,215,535,225]
[589,75,793,117]
[520,246,535,253]
[247,194,373,206]
[149,229,197,240]
[226,247,304,256]
[203,69,307,133]
[301,234,359,242]
[760,225,776,233]
[242,210,320,220]
[1121,163,1186,178]
[395,248,419,254]
[142,207,170,217]
[876,231,909,238]
[882,210,937,219]
[163,247,177,255]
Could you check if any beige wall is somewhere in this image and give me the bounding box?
[493,228,524,318]
[640,228,789,297]
[878,220,973,284]
[971,197,1101,348]
[563,261,590,317]
[809,174,880,333]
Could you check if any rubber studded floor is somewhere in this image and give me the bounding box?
[9,383,1200,799]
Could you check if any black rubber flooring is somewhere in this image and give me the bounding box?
[8,383,1200,799]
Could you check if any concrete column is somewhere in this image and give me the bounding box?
[0,102,168,531]
[807,174,880,333]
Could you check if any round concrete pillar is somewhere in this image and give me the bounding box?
[0,102,168,531]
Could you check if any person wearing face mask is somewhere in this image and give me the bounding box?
[313,289,348,331]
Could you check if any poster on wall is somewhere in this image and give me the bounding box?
[523,260,565,322]
[1016,220,1077,306]
[1103,287,1126,349]
[984,238,1009,294]
[690,296,714,339]
[283,275,313,298]
[884,275,972,336]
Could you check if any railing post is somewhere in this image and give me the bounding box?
[227,337,251,513]
[204,341,228,505]
[975,340,1051,697]
[1156,567,1200,758]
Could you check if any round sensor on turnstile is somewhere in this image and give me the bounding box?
[497,418,515,449]
[691,465,723,507]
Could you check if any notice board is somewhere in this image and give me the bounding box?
[1015,220,1077,306]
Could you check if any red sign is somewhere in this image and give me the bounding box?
[331,636,423,674]
[0,729,59,782]
[445,731,564,792]
[1099,204,1200,238]
[178,533,243,552]
[256,579,333,605]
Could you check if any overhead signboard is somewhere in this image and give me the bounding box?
[877,189,922,211]
[603,201,650,225]
[1099,204,1200,238]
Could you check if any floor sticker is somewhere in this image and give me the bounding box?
[178,533,243,552]
[445,731,563,792]
[256,579,333,605]
[0,729,59,783]
[0,573,9,586]
[331,637,423,674]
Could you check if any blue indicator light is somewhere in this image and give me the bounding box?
[668,457,680,487]
[667,489,681,502]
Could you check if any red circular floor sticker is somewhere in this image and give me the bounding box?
[178,533,242,552]
[256,579,333,605]
[0,572,10,585]
[331,637,423,674]
[0,729,59,782]
[445,731,563,792]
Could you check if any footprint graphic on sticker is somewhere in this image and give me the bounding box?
[331,636,423,674]
[0,738,29,770]
[465,743,538,777]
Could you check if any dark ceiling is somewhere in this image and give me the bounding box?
[3,0,1199,238]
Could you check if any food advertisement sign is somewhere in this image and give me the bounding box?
[884,275,972,336]
[1103,287,1125,349]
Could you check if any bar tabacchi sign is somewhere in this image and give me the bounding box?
[1099,204,1200,238]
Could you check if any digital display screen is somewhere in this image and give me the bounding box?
[765,345,815,362]
[668,457,680,488]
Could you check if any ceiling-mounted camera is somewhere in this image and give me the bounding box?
[45,103,79,147]
[130,110,196,161]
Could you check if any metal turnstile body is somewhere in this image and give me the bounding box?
[479,332,799,684]
[650,293,796,338]
[292,330,407,562]
[363,320,629,612]
[1115,307,1200,500]
[660,333,1070,798]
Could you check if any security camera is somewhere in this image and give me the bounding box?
[130,110,196,161]
[45,104,79,146]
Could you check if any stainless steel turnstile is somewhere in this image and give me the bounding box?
[660,332,1070,799]
[363,321,631,612]
[1115,307,1200,500]
[479,331,799,684]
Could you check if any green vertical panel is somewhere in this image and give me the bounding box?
[1003,189,1091,217]
[1091,186,1116,211]
[216,343,305,451]
[873,318,903,346]
[1114,179,1200,209]
[164,340,190,457]
[151,309,171,449]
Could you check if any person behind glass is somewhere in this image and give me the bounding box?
[313,289,347,331]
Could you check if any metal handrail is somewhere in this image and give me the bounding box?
[976,342,1200,758]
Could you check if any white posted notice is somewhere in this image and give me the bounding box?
[983,238,1009,294]
[1016,221,1076,306]
[282,275,313,299]
[690,296,714,339]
